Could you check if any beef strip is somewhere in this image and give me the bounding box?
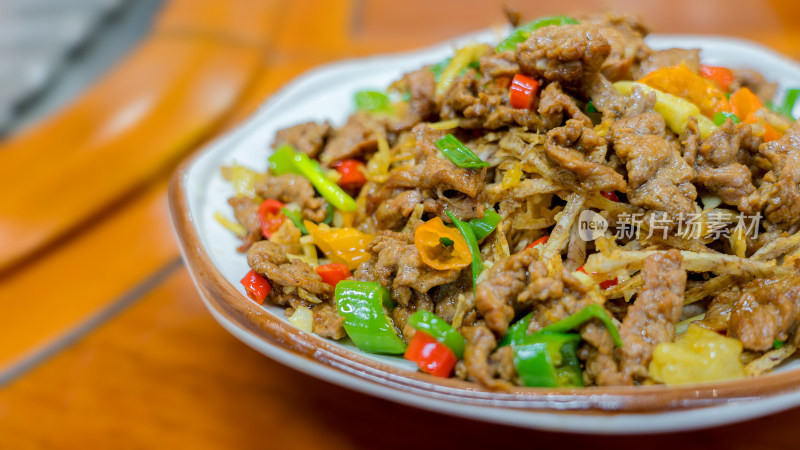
[740,122,800,226]
[545,118,628,192]
[684,119,757,207]
[729,270,800,351]
[438,70,546,130]
[611,112,697,221]
[272,121,331,158]
[312,304,346,339]
[254,174,328,222]
[354,231,462,305]
[585,12,651,82]
[516,23,610,89]
[538,81,593,129]
[698,288,740,333]
[319,112,381,164]
[462,325,513,390]
[389,68,437,132]
[228,195,262,251]
[247,240,334,300]
[479,51,520,79]
[618,250,685,382]
[374,189,422,230]
[385,125,486,198]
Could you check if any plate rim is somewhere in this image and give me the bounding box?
[168,32,800,433]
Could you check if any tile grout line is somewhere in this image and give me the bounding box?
[0,257,184,388]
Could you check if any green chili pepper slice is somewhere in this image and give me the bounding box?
[280,207,308,234]
[713,111,741,126]
[354,90,393,113]
[335,281,406,354]
[322,203,335,225]
[407,310,466,359]
[498,312,532,347]
[271,145,357,212]
[539,304,622,347]
[468,208,501,241]
[774,88,800,119]
[496,16,580,52]
[435,134,489,169]
[513,332,583,388]
[446,211,482,287]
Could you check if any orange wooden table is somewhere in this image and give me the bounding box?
[1,1,800,448]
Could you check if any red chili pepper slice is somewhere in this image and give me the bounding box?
[525,236,549,250]
[700,65,735,92]
[509,74,540,110]
[241,270,271,304]
[316,263,352,287]
[258,198,286,238]
[404,330,458,377]
[600,191,619,202]
[332,159,367,189]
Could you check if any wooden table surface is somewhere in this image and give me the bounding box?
[2,1,800,448]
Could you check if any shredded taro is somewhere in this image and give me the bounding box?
[221,11,800,388]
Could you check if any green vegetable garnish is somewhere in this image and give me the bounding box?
[774,88,799,119]
[774,339,786,349]
[446,211,483,287]
[713,111,741,126]
[281,207,308,234]
[336,281,406,354]
[354,90,393,113]
[439,237,454,247]
[434,134,489,169]
[496,16,579,52]
[269,145,357,212]
[468,208,501,241]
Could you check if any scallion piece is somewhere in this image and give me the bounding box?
[496,16,579,52]
[775,88,800,119]
[354,90,393,113]
[713,111,741,126]
[774,339,786,349]
[281,207,308,234]
[446,211,482,287]
[434,134,489,169]
[468,208,501,240]
[292,152,358,212]
[429,58,451,83]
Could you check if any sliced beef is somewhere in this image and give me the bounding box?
[740,122,800,226]
[475,248,541,335]
[247,240,334,300]
[385,125,485,198]
[633,48,700,79]
[462,325,513,390]
[618,250,685,382]
[254,174,328,222]
[698,288,740,333]
[374,189,422,230]
[312,304,346,339]
[538,81,592,129]
[319,112,381,164]
[272,121,331,158]
[389,68,437,131]
[729,270,800,351]
[354,231,461,305]
[611,112,697,221]
[423,194,485,221]
[585,12,651,81]
[479,51,520,79]
[684,120,757,207]
[228,195,262,251]
[731,68,777,105]
[516,23,610,88]
[438,70,546,130]
[545,118,627,192]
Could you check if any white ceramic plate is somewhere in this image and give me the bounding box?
[170,30,800,434]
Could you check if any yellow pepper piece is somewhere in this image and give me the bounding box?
[304,221,374,270]
[639,63,731,118]
[613,81,716,138]
[413,217,471,270]
[649,324,745,386]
